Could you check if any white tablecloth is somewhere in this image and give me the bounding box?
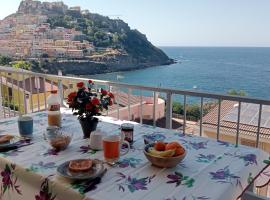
[0,109,269,200]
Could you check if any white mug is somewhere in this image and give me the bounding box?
[89,130,103,150]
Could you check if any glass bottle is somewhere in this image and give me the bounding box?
[47,90,61,127]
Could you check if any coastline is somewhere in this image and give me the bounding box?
[38,58,176,76]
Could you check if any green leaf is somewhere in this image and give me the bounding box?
[263,160,270,165]
[175,171,183,177]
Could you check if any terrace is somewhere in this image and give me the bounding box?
[0,66,270,200]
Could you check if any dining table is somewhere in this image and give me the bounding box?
[0,108,269,200]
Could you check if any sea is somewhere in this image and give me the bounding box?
[88,47,270,101]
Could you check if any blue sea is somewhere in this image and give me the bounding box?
[89,47,270,100]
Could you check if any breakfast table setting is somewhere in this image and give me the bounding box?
[0,80,270,200]
[0,108,270,200]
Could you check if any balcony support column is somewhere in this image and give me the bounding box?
[166,92,172,129]
[57,70,64,106]
[0,72,3,118]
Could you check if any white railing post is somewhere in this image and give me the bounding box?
[200,97,204,136]
[140,90,143,124]
[0,72,3,118]
[217,99,222,140]
[153,91,157,127]
[166,92,172,129]
[256,104,263,148]
[57,70,64,106]
[128,88,131,121]
[183,95,187,134]
[235,101,242,146]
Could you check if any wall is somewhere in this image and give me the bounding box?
[203,129,270,153]
[108,98,165,121]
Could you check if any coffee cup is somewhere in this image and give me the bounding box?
[89,129,103,150]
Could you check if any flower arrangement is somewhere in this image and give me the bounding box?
[67,80,114,120]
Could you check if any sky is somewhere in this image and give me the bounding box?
[1,0,270,47]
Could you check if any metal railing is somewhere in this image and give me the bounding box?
[1,67,270,146]
[0,67,270,199]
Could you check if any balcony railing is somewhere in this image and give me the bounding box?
[1,66,270,199]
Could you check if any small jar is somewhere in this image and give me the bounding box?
[121,123,134,144]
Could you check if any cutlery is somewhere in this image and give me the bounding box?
[0,143,34,152]
[83,168,107,193]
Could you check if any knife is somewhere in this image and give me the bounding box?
[0,143,34,153]
[83,168,108,193]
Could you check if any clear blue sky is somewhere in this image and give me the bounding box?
[1,0,270,47]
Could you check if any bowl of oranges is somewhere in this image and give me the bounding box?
[144,141,186,168]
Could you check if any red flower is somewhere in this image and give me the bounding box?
[101,89,108,96]
[88,80,93,84]
[109,99,113,106]
[95,108,99,113]
[108,92,114,99]
[91,97,100,106]
[67,92,77,102]
[85,103,93,110]
[77,82,84,88]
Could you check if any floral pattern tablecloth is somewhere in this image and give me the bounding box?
[0,108,269,200]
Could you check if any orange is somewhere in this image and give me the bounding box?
[174,147,185,156]
[165,142,181,151]
[154,141,166,151]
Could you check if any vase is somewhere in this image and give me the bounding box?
[79,117,99,139]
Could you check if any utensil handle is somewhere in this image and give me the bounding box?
[120,141,130,156]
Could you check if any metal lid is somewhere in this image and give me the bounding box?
[51,90,58,94]
[121,123,134,131]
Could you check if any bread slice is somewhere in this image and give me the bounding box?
[0,135,14,144]
[68,159,93,172]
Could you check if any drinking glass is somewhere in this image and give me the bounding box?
[103,135,130,164]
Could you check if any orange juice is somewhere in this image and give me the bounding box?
[103,135,130,163]
[103,137,120,162]
[48,113,61,127]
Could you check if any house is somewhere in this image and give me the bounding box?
[199,100,270,152]
[0,67,59,114]
[107,91,166,124]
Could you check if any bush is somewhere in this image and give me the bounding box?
[0,55,12,65]
[2,101,19,111]
[172,101,214,121]
[227,89,247,96]
[11,61,31,70]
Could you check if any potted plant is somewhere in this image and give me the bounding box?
[67,80,114,138]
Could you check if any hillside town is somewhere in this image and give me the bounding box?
[0,1,95,59]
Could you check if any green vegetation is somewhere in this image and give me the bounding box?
[0,55,12,65]
[172,102,213,121]
[227,89,247,96]
[46,12,170,63]
[2,99,19,111]
[47,14,123,48]
[11,61,31,70]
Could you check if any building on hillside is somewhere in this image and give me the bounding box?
[66,49,83,58]
[198,100,270,152]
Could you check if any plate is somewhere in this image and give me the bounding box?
[143,133,166,144]
[0,135,20,150]
[57,159,104,181]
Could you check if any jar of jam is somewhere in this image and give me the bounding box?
[121,123,134,144]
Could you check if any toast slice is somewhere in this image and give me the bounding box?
[0,135,14,144]
[68,159,93,172]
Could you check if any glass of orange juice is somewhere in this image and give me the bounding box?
[103,135,130,164]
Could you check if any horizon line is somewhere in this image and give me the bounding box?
[158,45,270,48]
